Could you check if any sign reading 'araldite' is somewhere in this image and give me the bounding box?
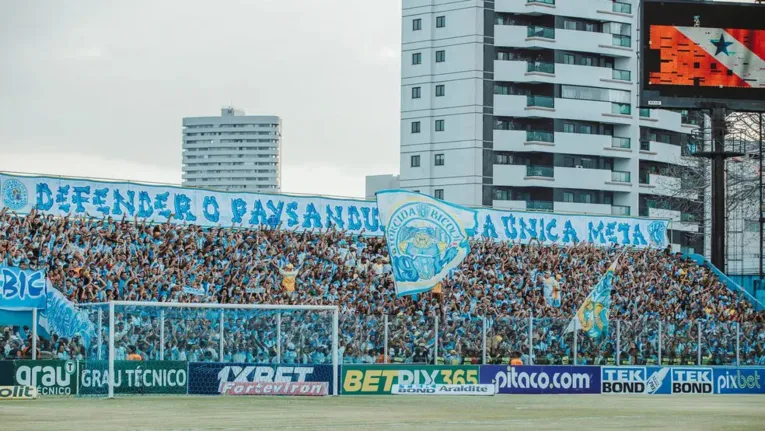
[220,381,328,396]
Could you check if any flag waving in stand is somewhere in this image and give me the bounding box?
[566,253,621,339]
[376,190,477,297]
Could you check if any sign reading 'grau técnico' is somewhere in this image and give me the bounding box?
[0,173,668,248]
[78,361,187,395]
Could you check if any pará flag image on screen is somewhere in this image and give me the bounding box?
[376,190,478,297]
[566,254,620,339]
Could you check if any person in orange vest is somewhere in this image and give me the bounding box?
[510,351,523,366]
[375,347,389,364]
[126,345,142,361]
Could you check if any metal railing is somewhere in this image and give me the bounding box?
[528,25,555,39]
[611,102,631,115]
[611,170,631,183]
[612,2,632,14]
[527,61,555,74]
[611,137,631,149]
[528,0,555,4]
[640,140,651,151]
[527,200,554,211]
[639,171,651,184]
[612,69,631,81]
[527,95,555,108]
[612,35,632,47]
[639,108,651,118]
[611,205,630,216]
[527,130,554,143]
[526,165,555,177]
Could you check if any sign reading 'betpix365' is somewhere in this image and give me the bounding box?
[342,365,480,395]
[1,173,668,248]
[0,267,47,310]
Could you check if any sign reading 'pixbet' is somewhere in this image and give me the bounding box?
[341,366,479,395]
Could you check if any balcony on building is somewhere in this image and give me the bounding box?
[496,0,633,25]
[611,204,631,216]
[639,129,685,165]
[639,162,697,200]
[493,187,553,211]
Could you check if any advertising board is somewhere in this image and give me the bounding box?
[714,367,764,394]
[188,363,334,395]
[0,361,14,386]
[341,365,480,395]
[480,365,600,394]
[78,360,187,395]
[391,384,495,396]
[601,366,714,395]
[14,360,77,395]
[640,0,765,111]
[0,386,38,400]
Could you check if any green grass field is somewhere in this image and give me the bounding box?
[1,395,762,430]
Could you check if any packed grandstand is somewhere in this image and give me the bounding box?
[1,206,763,366]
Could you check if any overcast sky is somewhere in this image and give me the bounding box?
[0,0,401,198]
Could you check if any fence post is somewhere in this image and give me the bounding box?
[573,323,578,366]
[97,308,103,360]
[482,316,487,365]
[159,309,165,361]
[616,320,621,366]
[276,313,282,364]
[108,302,115,399]
[332,308,339,397]
[528,313,533,365]
[31,308,38,360]
[434,314,439,365]
[697,320,702,366]
[736,322,740,366]
[384,314,389,364]
[658,320,663,365]
[219,310,224,362]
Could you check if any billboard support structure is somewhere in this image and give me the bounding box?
[693,107,744,269]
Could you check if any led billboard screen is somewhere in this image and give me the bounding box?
[640,0,765,111]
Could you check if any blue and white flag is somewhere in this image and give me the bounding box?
[0,266,48,310]
[376,190,478,297]
[566,255,620,338]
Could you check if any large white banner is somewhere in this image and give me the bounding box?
[0,173,669,248]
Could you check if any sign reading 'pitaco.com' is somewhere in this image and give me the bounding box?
[341,365,480,395]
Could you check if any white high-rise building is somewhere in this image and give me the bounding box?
[182,107,281,192]
[398,0,703,253]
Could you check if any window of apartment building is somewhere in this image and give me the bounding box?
[563,54,575,65]
[411,155,421,167]
[412,52,422,65]
[412,86,421,99]
[581,157,595,169]
[413,18,422,31]
[435,50,446,63]
[564,20,577,30]
[412,121,421,133]
[563,123,575,133]
[436,16,446,28]
[435,119,445,131]
[580,193,593,204]
[434,189,444,200]
[563,192,574,202]
[581,56,594,66]
[494,189,510,200]
[604,195,613,205]
[435,84,445,97]
[435,154,445,166]
[580,124,593,134]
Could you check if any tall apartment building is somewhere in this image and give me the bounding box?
[182,107,282,192]
[399,0,704,252]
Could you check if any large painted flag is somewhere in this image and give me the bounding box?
[376,190,478,297]
[648,26,765,88]
[566,255,620,339]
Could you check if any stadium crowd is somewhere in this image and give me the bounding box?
[1,207,763,366]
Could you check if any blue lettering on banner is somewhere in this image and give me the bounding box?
[187,363,335,395]
[0,267,48,310]
[601,366,671,395]
[479,365,601,394]
[714,367,765,394]
[0,173,669,247]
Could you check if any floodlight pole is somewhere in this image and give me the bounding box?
[759,113,763,286]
